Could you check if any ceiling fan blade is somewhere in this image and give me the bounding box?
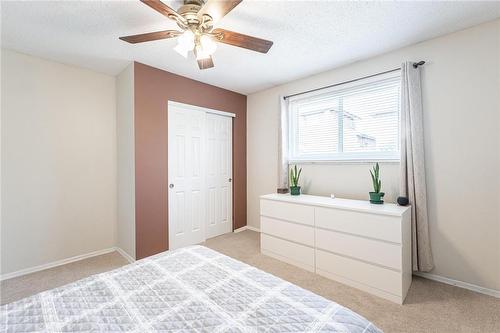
[140,0,185,23]
[197,56,215,70]
[197,0,242,24]
[119,30,181,44]
[212,28,273,53]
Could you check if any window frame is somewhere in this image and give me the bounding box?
[287,71,401,163]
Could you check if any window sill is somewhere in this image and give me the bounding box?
[288,159,400,165]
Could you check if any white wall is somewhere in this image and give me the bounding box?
[116,63,136,260]
[1,49,117,275]
[247,20,500,291]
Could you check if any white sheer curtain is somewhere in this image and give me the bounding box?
[278,96,289,189]
[400,61,434,272]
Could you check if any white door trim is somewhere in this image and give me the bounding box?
[168,100,236,118]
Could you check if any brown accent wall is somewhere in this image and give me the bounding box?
[134,62,247,260]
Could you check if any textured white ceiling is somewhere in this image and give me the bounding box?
[2,1,499,94]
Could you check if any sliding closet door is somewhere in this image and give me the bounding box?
[206,114,233,239]
[168,106,206,250]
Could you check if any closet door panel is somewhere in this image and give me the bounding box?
[206,113,233,239]
[168,107,206,249]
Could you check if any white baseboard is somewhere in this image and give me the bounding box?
[0,247,116,281]
[233,226,248,233]
[115,247,135,264]
[3,241,497,301]
[234,226,261,233]
[414,272,500,298]
[246,225,261,232]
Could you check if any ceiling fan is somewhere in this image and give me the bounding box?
[119,0,273,70]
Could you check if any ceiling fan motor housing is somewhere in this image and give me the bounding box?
[178,0,213,32]
[184,0,204,6]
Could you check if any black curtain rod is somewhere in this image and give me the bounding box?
[283,61,426,100]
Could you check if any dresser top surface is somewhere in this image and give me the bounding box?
[260,193,410,217]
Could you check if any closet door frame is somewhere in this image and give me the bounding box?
[169,101,236,118]
[167,101,235,250]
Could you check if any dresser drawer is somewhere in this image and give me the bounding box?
[316,229,402,270]
[261,216,314,247]
[316,249,402,296]
[260,199,314,226]
[315,207,401,243]
[261,234,315,271]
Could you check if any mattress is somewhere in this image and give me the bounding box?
[1,246,382,332]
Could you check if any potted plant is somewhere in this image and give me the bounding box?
[289,165,302,196]
[369,163,385,204]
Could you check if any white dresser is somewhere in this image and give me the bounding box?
[260,193,411,304]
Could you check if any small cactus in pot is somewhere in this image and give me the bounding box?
[289,165,302,196]
[369,163,385,204]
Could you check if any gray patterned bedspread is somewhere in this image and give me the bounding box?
[1,246,382,332]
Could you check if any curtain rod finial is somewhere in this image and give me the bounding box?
[413,61,426,68]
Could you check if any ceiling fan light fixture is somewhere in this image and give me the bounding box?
[174,29,195,58]
[195,44,211,60]
[200,34,217,55]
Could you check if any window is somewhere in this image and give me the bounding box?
[288,73,401,162]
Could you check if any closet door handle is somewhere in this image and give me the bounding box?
[228,178,232,183]
[169,184,174,189]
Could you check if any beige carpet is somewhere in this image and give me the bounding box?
[0,251,128,306]
[1,230,499,332]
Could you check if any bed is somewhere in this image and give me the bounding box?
[1,246,381,332]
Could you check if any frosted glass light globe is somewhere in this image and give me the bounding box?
[174,30,195,58]
[200,35,217,55]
